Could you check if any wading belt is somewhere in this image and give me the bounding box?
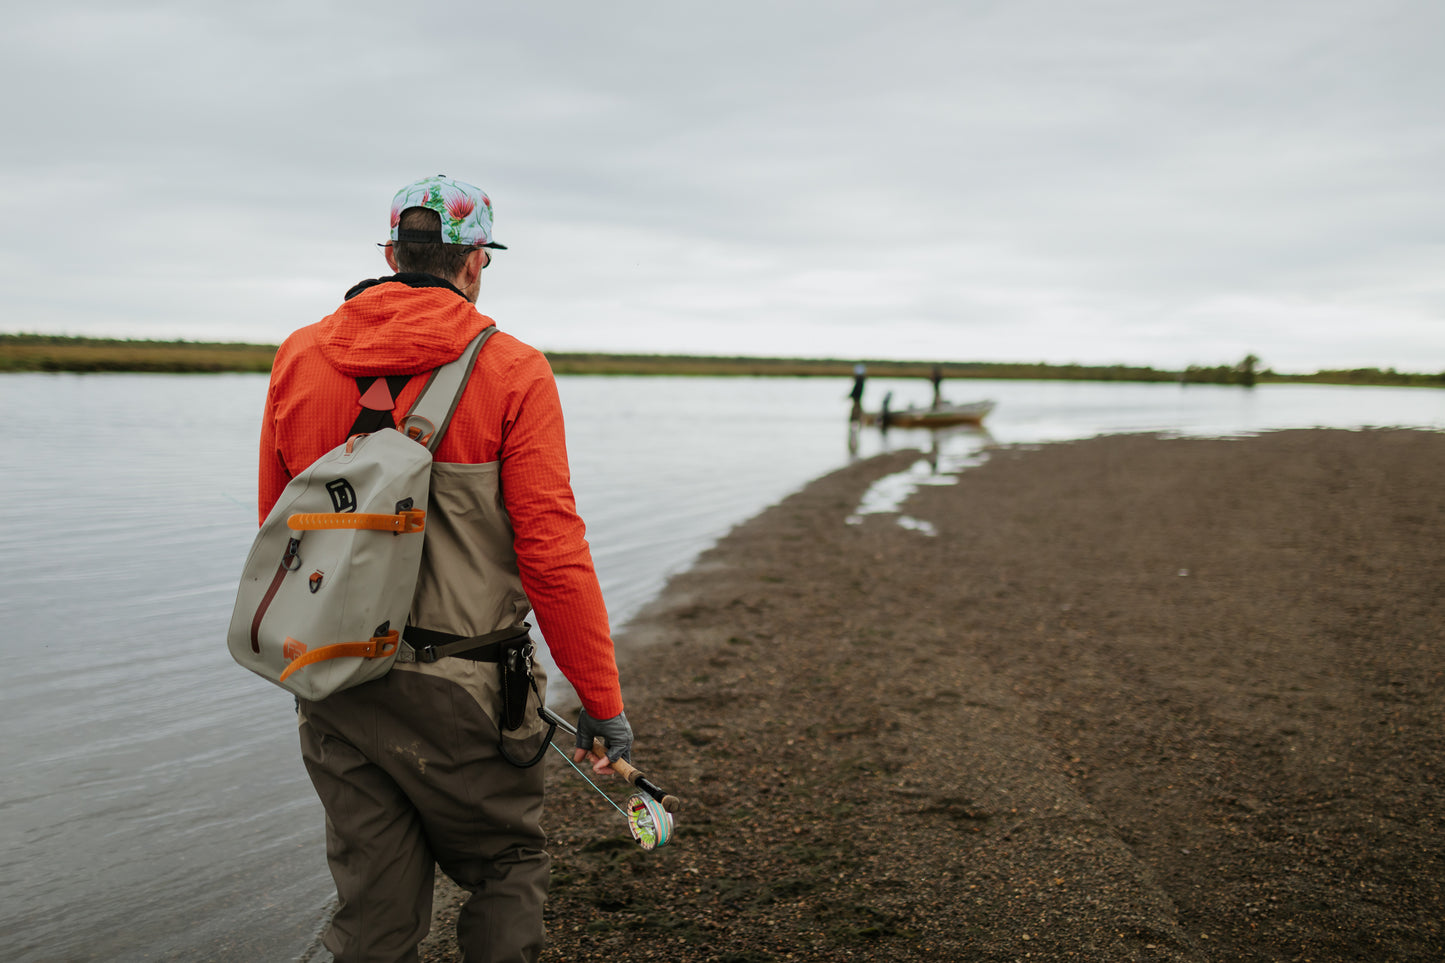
[401,624,556,766]
[398,624,533,664]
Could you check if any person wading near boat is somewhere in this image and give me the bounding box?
[258,174,633,963]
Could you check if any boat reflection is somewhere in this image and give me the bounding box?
[849,416,994,469]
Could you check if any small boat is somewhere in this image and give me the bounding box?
[861,399,995,429]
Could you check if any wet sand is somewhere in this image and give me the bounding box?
[423,428,1445,961]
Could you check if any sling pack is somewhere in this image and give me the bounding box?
[227,327,494,700]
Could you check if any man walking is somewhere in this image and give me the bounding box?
[257,175,632,962]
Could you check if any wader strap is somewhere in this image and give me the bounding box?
[349,375,412,435]
[343,326,493,446]
[398,624,533,664]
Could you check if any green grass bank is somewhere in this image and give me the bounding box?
[2,334,1442,388]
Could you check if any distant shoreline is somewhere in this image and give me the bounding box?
[1,334,1440,388]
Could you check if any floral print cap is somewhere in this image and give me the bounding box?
[389,174,506,249]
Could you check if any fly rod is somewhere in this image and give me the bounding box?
[538,706,681,851]
[539,705,682,812]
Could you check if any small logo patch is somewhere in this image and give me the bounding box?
[283,637,308,661]
[309,571,324,593]
[326,478,357,513]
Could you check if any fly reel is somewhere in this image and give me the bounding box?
[626,793,674,851]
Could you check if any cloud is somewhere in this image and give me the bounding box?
[1,0,1441,371]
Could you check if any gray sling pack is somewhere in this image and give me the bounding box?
[227,328,494,700]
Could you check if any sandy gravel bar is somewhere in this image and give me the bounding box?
[422,428,1444,962]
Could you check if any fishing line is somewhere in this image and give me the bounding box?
[548,740,629,818]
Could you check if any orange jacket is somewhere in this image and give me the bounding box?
[259,276,623,718]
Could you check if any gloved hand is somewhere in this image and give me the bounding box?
[574,708,633,765]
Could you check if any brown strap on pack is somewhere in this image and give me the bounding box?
[278,630,401,682]
[287,510,425,533]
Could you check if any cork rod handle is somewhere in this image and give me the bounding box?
[591,738,682,812]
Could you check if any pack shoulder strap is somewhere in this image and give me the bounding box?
[398,326,496,452]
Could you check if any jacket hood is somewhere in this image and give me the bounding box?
[316,274,493,377]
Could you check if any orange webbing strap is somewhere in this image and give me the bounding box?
[287,509,425,533]
[279,630,401,682]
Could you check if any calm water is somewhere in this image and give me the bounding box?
[1,373,1440,961]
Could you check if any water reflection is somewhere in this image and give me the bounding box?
[846,422,995,531]
[922,425,995,474]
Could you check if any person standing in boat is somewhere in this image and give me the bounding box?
[848,362,868,423]
[930,364,944,410]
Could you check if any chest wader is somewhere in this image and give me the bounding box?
[348,339,555,768]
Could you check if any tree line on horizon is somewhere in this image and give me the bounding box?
[0,334,1441,388]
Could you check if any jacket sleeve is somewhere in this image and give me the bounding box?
[257,376,292,526]
[498,358,624,719]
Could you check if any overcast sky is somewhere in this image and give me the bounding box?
[3,1,1441,372]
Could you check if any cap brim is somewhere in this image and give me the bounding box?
[483,242,507,250]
